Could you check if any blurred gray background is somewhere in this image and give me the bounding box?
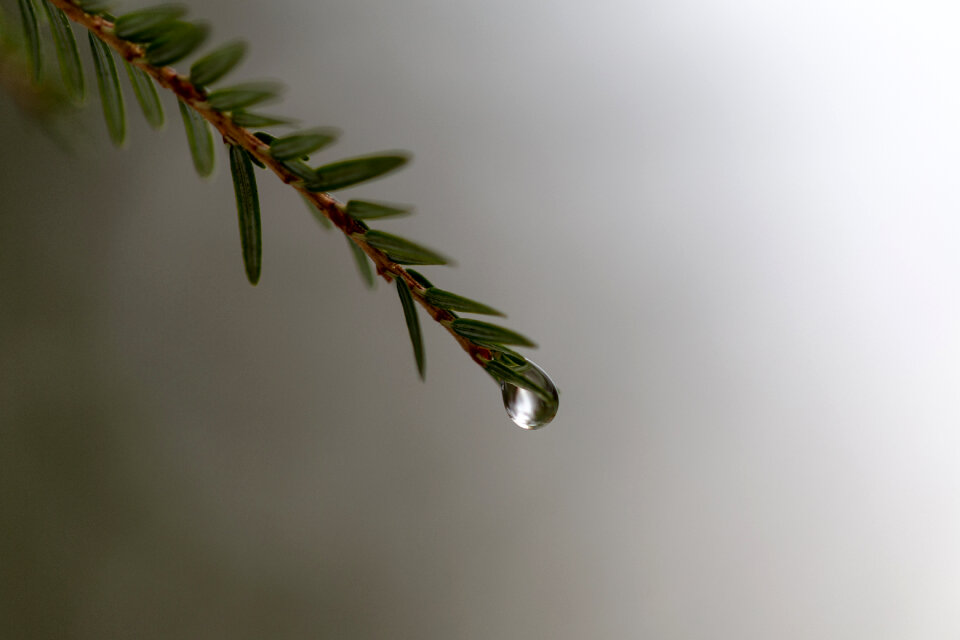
[3,0,960,637]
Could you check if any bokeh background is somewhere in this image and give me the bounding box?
[3,0,960,637]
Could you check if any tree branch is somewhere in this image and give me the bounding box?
[49,0,496,369]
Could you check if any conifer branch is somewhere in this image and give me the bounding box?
[49,0,497,365]
[10,0,559,424]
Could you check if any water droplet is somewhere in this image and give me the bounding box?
[500,360,559,430]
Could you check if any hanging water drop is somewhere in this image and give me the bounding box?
[500,360,559,430]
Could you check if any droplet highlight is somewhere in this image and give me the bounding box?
[500,360,559,430]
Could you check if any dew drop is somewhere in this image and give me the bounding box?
[500,360,559,430]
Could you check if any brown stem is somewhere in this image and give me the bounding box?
[49,0,495,368]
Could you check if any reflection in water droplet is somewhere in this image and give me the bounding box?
[500,360,559,430]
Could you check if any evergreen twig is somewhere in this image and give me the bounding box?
[50,0,499,365]
[8,0,558,421]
